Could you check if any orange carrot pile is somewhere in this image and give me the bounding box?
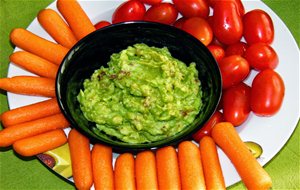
[199,136,226,190]
[10,51,58,79]
[38,9,77,49]
[156,146,181,190]
[178,141,206,190]
[10,28,69,65]
[135,150,158,190]
[56,0,96,40]
[211,122,272,190]
[0,76,55,97]
[68,129,93,190]
[13,129,67,157]
[114,153,136,190]
[1,98,60,127]
[91,144,114,190]
[0,113,69,147]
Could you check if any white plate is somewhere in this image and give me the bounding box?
[7,0,300,187]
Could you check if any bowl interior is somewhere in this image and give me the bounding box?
[56,21,221,151]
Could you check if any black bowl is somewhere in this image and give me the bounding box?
[56,21,221,152]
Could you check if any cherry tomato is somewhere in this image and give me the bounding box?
[192,111,223,142]
[209,0,244,16]
[173,17,187,29]
[144,3,178,25]
[212,1,243,45]
[112,0,146,24]
[137,0,162,5]
[172,0,209,18]
[207,45,225,63]
[94,21,111,30]
[233,0,245,16]
[223,82,251,126]
[243,9,274,45]
[218,55,250,89]
[182,17,213,46]
[225,41,248,57]
[250,69,285,116]
[244,42,278,70]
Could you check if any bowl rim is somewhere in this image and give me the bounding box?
[55,21,222,152]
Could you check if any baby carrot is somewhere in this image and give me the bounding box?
[0,76,55,97]
[1,98,61,127]
[57,0,96,40]
[211,122,272,190]
[91,144,114,190]
[13,129,67,157]
[10,28,69,65]
[135,150,158,190]
[156,146,181,190]
[199,136,226,190]
[178,141,206,190]
[114,153,136,190]
[10,51,58,79]
[68,129,93,190]
[38,9,77,48]
[0,113,69,147]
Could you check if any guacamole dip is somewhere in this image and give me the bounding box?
[77,43,202,143]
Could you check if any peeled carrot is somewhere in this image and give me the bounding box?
[10,51,58,79]
[68,129,93,190]
[0,113,69,147]
[135,150,158,190]
[211,122,272,190]
[57,0,96,40]
[199,136,226,190]
[114,153,136,190]
[38,9,77,48]
[0,76,55,97]
[156,146,181,190]
[178,141,206,190]
[91,144,114,190]
[10,28,69,65]
[1,98,61,127]
[13,129,67,157]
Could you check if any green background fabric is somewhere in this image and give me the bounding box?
[0,0,299,189]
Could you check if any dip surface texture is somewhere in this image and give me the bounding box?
[77,43,202,143]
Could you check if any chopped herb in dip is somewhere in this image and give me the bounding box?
[77,43,202,143]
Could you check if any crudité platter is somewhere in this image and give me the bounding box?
[0,0,299,189]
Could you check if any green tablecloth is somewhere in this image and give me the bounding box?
[0,0,299,189]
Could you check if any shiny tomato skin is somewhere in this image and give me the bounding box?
[192,111,223,142]
[244,43,278,70]
[182,17,213,46]
[112,0,146,24]
[232,0,245,16]
[223,82,251,126]
[225,41,248,57]
[250,69,285,116]
[94,21,111,30]
[137,0,162,5]
[209,0,245,16]
[218,55,250,89]
[212,1,243,45]
[172,0,209,18]
[207,45,225,63]
[144,3,178,25]
[243,9,274,45]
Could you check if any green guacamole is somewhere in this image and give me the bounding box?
[77,43,202,143]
